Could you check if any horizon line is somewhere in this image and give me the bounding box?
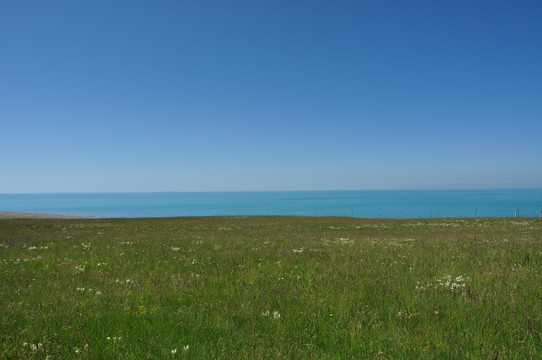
[1,186,542,195]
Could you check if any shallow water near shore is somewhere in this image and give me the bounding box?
[1,189,541,218]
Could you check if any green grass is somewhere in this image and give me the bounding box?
[1,216,541,359]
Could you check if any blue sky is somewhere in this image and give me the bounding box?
[1,0,541,192]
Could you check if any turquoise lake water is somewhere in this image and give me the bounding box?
[1,189,541,218]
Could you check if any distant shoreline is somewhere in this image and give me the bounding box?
[0,211,97,219]
[1,211,540,221]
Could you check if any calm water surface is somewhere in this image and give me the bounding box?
[1,189,541,218]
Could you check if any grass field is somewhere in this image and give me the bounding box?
[1,216,541,359]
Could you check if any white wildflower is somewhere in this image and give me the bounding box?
[337,237,353,245]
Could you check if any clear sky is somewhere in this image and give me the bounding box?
[1,0,541,193]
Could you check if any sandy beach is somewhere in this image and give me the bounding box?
[0,211,95,219]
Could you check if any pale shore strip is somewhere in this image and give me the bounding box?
[0,211,97,219]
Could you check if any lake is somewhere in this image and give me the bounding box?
[1,189,542,218]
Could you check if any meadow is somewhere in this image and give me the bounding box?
[1,216,541,359]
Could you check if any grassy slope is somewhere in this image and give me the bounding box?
[1,216,541,359]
